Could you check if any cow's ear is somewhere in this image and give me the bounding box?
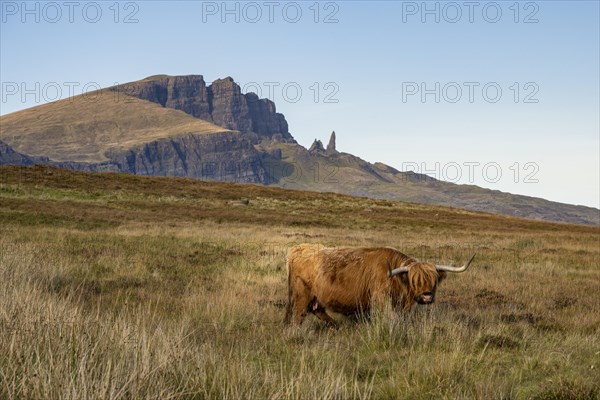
[398,271,409,285]
[437,270,447,282]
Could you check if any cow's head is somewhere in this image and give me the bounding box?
[387,255,475,305]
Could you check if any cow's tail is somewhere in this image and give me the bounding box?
[284,253,293,324]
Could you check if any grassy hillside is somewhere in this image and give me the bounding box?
[259,140,600,225]
[1,165,598,399]
[0,91,231,163]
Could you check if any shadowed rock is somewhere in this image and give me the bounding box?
[112,75,293,140]
[309,139,325,154]
[326,131,337,155]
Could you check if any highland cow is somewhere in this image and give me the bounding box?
[284,244,475,327]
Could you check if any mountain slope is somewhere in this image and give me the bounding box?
[258,138,600,225]
[0,74,597,225]
[0,91,232,163]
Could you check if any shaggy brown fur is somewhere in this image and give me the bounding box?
[284,244,447,327]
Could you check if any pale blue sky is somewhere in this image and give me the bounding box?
[1,1,599,208]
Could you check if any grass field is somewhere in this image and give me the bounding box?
[1,165,599,399]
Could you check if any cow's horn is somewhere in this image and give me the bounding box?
[436,254,476,273]
[387,258,409,277]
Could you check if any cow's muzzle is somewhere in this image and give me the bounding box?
[417,292,434,304]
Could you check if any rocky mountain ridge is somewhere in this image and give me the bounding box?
[1,74,598,225]
[111,75,293,141]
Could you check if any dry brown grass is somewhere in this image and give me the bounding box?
[1,166,599,399]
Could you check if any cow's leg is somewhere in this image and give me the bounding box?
[312,304,338,329]
[370,289,395,320]
[290,279,312,325]
[284,271,293,324]
[370,290,389,313]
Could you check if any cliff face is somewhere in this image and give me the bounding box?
[112,76,292,140]
[2,132,268,184]
[114,75,212,118]
[0,140,35,165]
[106,132,268,183]
[245,92,289,139]
[0,139,116,172]
[208,77,253,133]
